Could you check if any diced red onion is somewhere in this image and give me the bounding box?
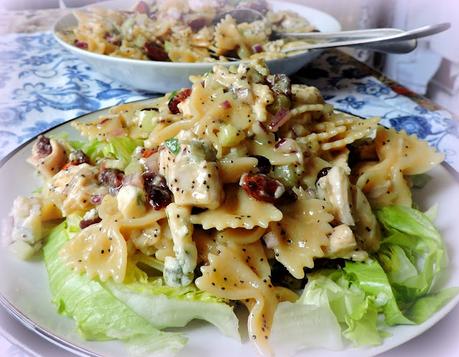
[90,195,102,205]
[74,40,88,49]
[274,138,286,149]
[268,108,291,132]
[221,100,232,109]
[252,44,263,53]
[189,17,208,32]
[135,1,149,14]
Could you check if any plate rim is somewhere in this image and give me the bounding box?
[1,101,458,357]
[0,295,98,357]
[0,99,148,169]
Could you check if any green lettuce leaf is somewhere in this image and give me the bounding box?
[302,270,381,346]
[376,205,442,242]
[406,287,459,324]
[375,205,457,322]
[343,260,412,326]
[43,222,186,355]
[270,288,343,356]
[79,136,142,169]
[104,277,240,340]
[277,258,417,349]
[409,174,432,189]
[376,206,450,304]
[102,250,239,340]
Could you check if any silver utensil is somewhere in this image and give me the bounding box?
[281,23,450,54]
[216,8,450,54]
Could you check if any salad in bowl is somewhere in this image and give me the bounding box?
[61,0,316,63]
[53,0,341,92]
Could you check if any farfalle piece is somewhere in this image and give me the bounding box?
[190,186,282,230]
[267,189,333,279]
[196,240,296,356]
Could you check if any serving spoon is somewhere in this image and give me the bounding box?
[216,8,450,54]
[281,23,450,54]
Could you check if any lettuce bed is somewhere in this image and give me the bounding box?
[43,205,458,356]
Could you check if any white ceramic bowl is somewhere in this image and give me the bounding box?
[53,0,341,93]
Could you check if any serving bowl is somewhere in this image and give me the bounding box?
[53,0,341,93]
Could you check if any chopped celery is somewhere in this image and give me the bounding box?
[237,45,251,59]
[247,68,264,83]
[134,35,146,48]
[164,41,173,53]
[218,124,245,147]
[125,159,143,176]
[273,164,298,188]
[66,214,82,233]
[136,110,158,132]
[268,94,291,114]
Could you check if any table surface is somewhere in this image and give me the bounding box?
[0,7,458,357]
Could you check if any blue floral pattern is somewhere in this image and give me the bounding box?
[0,32,151,159]
[0,33,458,172]
[389,116,432,139]
[354,79,392,97]
[336,96,365,110]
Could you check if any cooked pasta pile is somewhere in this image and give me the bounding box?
[8,60,444,355]
[60,0,315,62]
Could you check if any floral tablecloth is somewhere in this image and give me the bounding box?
[0,32,458,172]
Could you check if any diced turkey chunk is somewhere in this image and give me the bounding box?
[117,185,146,218]
[326,224,367,261]
[45,163,105,216]
[351,186,381,252]
[317,166,355,226]
[27,136,67,179]
[291,84,324,105]
[131,225,161,256]
[8,196,43,259]
[327,225,356,257]
[159,134,223,209]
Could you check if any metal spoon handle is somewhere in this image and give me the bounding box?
[381,22,451,42]
[282,23,450,53]
[276,28,404,41]
[357,39,417,54]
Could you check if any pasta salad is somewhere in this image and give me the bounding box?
[6,60,458,356]
[60,0,315,62]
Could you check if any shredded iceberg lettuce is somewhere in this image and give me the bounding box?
[42,205,457,355]
[304,263,395,346]
[270,206,458,355]
[76,136,142,169]
[270,289,343,357]
[104,280,240,340]
[376,206,448,303]
[43,221,240,355]
[43,222,187,356]
[270,263,384,353]
[375,205,458,323]
[405,287,459,324]
[343,260,411,326]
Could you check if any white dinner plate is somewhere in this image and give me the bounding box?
[0,101,458,357]
[53,0,341,92]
